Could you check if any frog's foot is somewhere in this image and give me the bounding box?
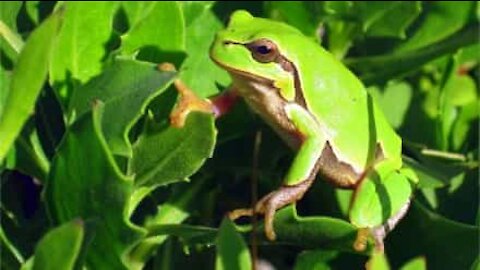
[354,198,412,253]
[228,178,314,241]
[158,63,214,128]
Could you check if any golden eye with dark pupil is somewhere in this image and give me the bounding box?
[246,39,278,63]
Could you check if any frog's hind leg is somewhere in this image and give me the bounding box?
[229,177,315,241]
[351,165,416,253]
[369,197,411,252]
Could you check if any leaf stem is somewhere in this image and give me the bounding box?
[0,20,24,53]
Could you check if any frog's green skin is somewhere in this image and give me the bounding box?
[209,10,413,250]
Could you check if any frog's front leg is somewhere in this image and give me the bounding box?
[229,104,327,240]
[159,63,239,127]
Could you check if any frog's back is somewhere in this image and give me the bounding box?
[280,34,402,172]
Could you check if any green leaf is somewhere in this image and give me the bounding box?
[32,220,84,270]
[396,2,476,52]
[49,2,118,104]
[0,2,22,30]
[45,103,145,269]
[146,224,217,248]
[399,257,426,270]
[67,59,175,157]
[0,66,11,124]
[346,24,479,85]
[120,1,185,63]
[402,156,448,189]
[368,81,413,129]
[131,112,216,187]
[0,9,62,163]
[130,178,209,262]
[1,224,25,267]
[35,85,65,160]
[5,124,49,181]
[388,201,480,270]
[180,1,215,27]
[215,218,252,270]
[25,1,40,25]
[274,205,367,252]
[294,250,338,270]
[350,168,413,228]
[179,5,230,97]
[0,2,24,55]
[264,2,318,38]
[367,251,390,270]
[355,1,421,39]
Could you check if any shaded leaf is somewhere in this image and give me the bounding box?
[274,206,367,252]
[0,9,62,162]
[5,124,49,181]
[147,224,217,248]
[129,178,208,262]
[346,24,479,84]
[0,2,22,30]
[45,103,145,269]
[396,2,476,52]
[1,224,25,267]
[387,201,479,270]
[32,220,84,270]
[215,218,252,270]
[294,250,338,270]
[356,1,421,39]
[67,59,175,156]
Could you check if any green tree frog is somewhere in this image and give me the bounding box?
[166,10,418,252]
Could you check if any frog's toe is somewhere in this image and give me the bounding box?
[228,208,254,220]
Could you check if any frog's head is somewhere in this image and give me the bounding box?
[210,10,308,102]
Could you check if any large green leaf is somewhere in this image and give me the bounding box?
[45,103,145,269]
[31,220,84,270]
[130,112,216,187]
[120,1,185,62]
[215,218,252,270]
[49,2,118,104]
[0,9,62,162]
[67,59,175,157]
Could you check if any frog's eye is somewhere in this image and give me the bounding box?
[246,39,278,63]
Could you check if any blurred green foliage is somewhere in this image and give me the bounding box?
[0,1,478,269]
